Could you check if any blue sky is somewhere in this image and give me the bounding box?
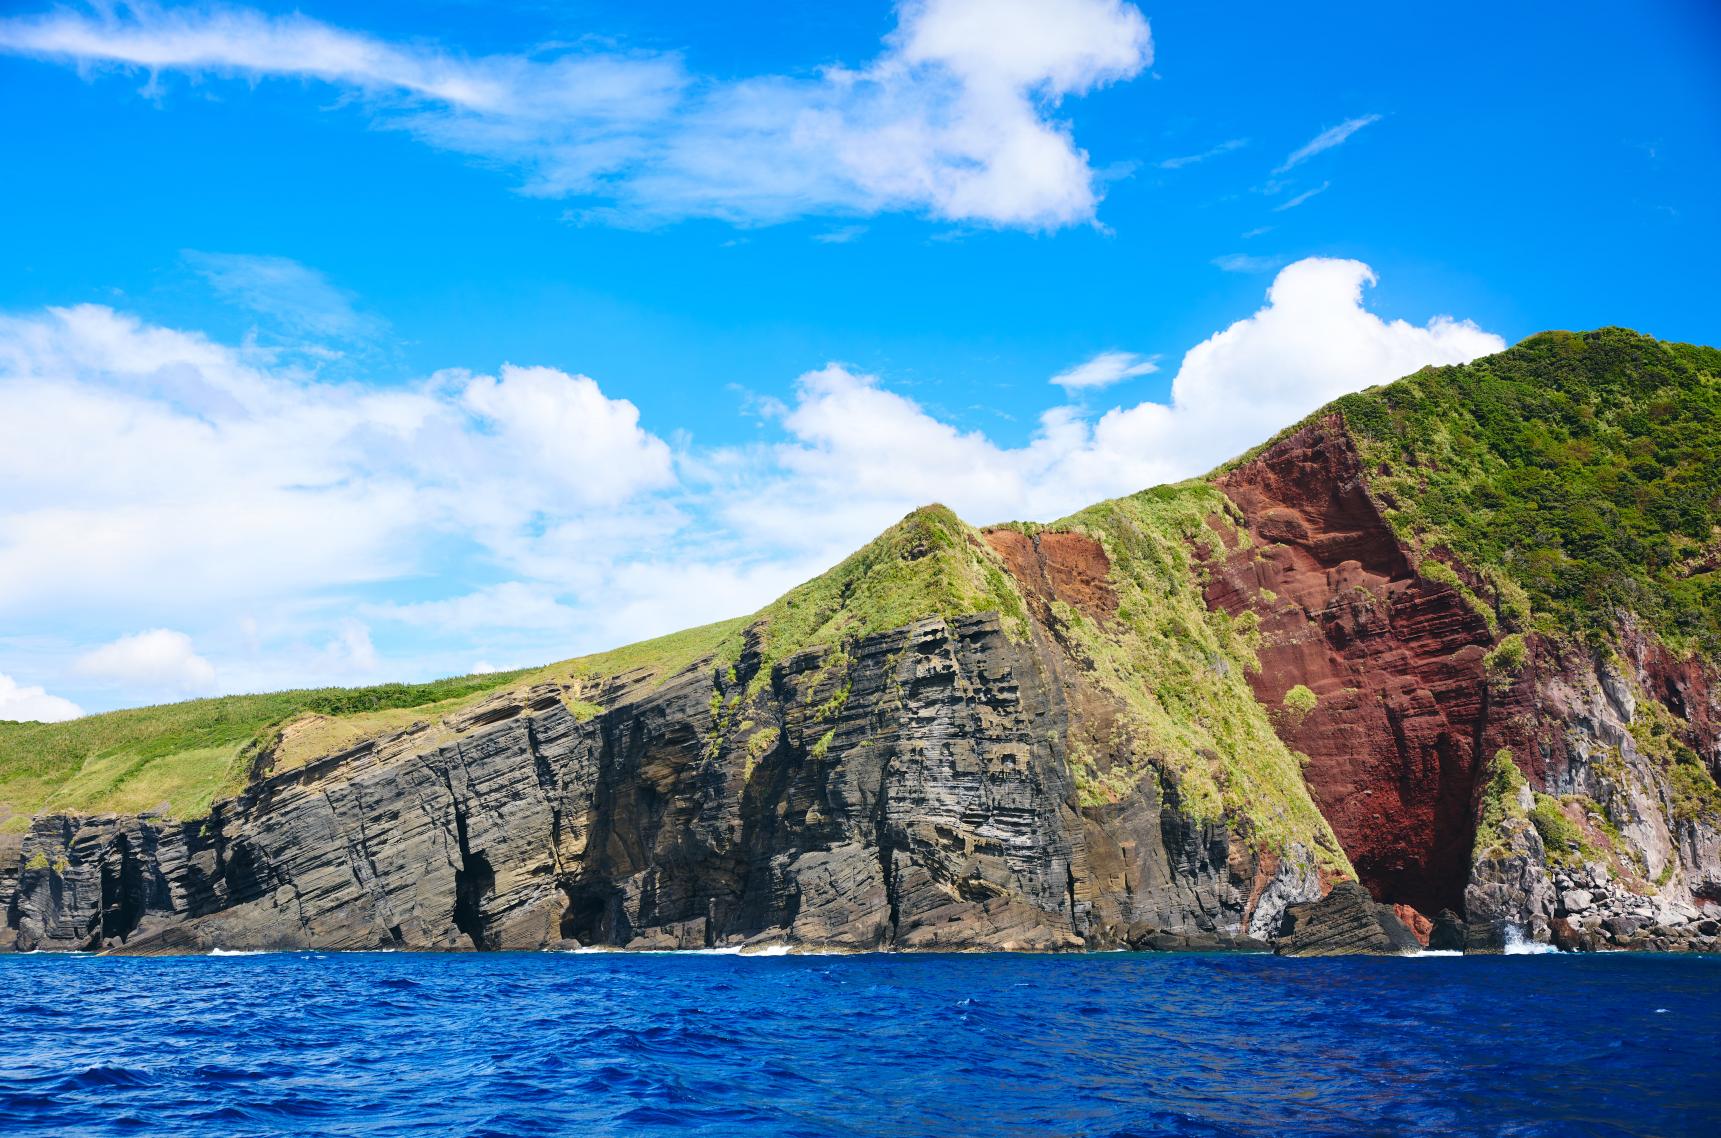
[0,0,1717,718]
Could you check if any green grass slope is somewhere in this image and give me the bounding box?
[0,506,1028,825]
[0,672,529,827]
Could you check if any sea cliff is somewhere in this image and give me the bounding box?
[5,328,1719,954]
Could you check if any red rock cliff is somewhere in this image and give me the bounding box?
[1206,416,1532,917]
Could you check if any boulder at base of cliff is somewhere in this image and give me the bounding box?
[1124,924,1269,953]
[1274,882,1418,956]
[1428,909,1467,952]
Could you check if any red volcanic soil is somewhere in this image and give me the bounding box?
[1206,416,1529,917]
[984,528,1118,625]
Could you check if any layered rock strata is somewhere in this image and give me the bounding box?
[5,615,1317,954]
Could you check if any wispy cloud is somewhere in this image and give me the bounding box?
[1049,350,1158,392]
[185,252,387,343]
[1275,114,1381,173]
[1212,253,1285,273]
[1273,181,1329,211]
[0,0,1154,230]
[812,226,867,245]
[1240,225,1273,239]
[1158,138,1248,170]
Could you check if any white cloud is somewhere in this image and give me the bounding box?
[0,673,82,722]
[368,582,582,635]
[0,256,1504,710]
[1275,114,1381,173]
[813,226,868,245]
[0,0,1151,229]
[1159,138,1248,170]
[0,304,678,622]
[1049,350,1159,391]
[460,365,676,507]
[714,257,1504,541]
[75,629,218,693]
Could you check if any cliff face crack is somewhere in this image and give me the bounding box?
[874,751,901,948]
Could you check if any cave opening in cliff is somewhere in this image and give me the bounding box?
[452,851,495,950]
[449,802,495,950]
[559,883,624,946]
[99,833,148,945]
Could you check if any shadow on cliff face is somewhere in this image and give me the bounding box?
[451,804,496,950]
[1209,417,1516,918]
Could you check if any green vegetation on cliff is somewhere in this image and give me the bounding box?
[1473,748,1531,861]
[1020,483,1351,873]
[1328,328,1721,653]
[9,325,1712,853]
[733,504,1030,683]
[0,507,1029,823]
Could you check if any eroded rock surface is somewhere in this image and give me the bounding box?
[1274,882,1418,957]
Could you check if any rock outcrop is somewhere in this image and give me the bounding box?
[1207,418,1523,920]
[1274,882,1420,957]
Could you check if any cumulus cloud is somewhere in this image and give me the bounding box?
[1049,350,1159,391]
[0,0,1151,228]
[0,303,678,621]
[75,629,218,693]
[0,256,1503,709]
[712,257,1505,542]
[1275,114,1382,173]
[0,673,83,722]
[461,365,676,507]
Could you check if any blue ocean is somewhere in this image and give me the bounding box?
[2,951,1717,1137]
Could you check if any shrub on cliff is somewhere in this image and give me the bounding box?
[1483,634,1528,686]
[1282,684,1318,721]
[1528,794,1589,869]
[1473,749,1530,860]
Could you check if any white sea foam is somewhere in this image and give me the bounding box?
[1501,928,1557,955]
[556,942,844,956]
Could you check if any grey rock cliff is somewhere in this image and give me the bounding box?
[5,615,1318,954]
